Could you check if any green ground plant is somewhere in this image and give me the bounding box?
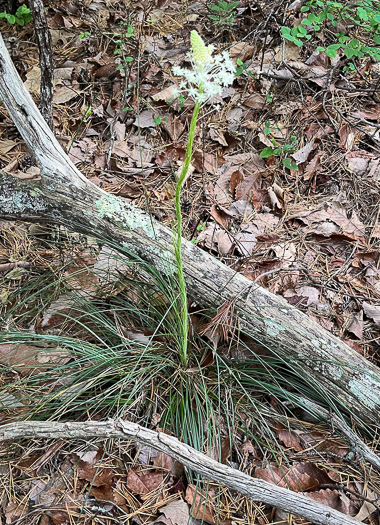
[235,58,252,77]
[114,21,135,70]
[281,0,380,63]
[78,31,91,39]
[0,4,32,26]
[260,122,299,170]
[207,0,239,26]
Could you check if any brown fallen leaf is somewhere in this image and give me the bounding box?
[234,224,258,256]
[272,242,296,266]
[73,449,114,487]
[154,499,190,525]
[213,165,243,205]
[294,200,366,239]
[304,152,322,180]
[133,110,156,128]
[255,462,330,492]
[363,302,380,326]
[153,83,179,103]
[224,152,265,175]
[198,224,234,255]
[152,451,184,478]
[209,127,229,146]
[242,93,266,109]
[162,114,185,141]
[351,104,380,121]
[277,428,304,452]
[185,485,231,525]
[347,157,369,176]
[127,468,165,497]
[235,173,261,201]
[0,139,17,154]
[355,488,378,521]
[228,199,254,218]
[292,140,315,164]
[210,204,232,228]
[229,169,244,196]
[90,482,127,508]
[193,149,218,175]
[346,310,363,339]
[0,343,71,376]
[229,41,254,62]
[306,489,354,515]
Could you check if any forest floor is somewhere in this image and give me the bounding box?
[0,0,380,524]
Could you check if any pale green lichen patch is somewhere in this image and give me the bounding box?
[29,188,42,198]
[121,241,176,276]
[12,193,25,210]
[349,377,380,410]
[96,194,123,219]
[0,191,48,213]
[96,195,155,239]
[304,360,343,381]
[148,246,176,276]
[264,318,286,337]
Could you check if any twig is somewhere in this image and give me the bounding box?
[0,261,31,273]
[0,419,361,525]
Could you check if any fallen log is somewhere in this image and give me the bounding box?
[0,419,363,525]
[0,32,379,427]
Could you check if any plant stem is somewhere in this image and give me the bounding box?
[174,100,201,367]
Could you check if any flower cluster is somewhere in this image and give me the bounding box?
[172,30,235,104]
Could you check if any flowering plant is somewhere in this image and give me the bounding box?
[172,30,235,103]
[171,31,235,366]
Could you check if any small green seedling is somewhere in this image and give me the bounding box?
[260,123,298,170]
[79,31,91,39]
[114,20,135,69]
[0,4,32,26]
[153,115,169,125]
[235,58,252,76]
[281,25,311,47]
[207,0,239,26]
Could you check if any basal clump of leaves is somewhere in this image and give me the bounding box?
[0,242,334,464]
[281,0,380,65]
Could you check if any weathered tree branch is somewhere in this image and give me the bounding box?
[0,419,362,525]
[0,32,379,427]
[29,0,54,130]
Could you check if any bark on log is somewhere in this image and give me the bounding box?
[0,32,379,427]
[29,0,54,130]
[0,419,362,525]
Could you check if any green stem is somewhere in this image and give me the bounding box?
[174,100,201,367]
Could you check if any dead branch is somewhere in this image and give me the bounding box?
[29,0,54,130]
[0,419,361,525]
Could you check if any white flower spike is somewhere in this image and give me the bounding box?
[172,30,235,104]
[190,30,214,70]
